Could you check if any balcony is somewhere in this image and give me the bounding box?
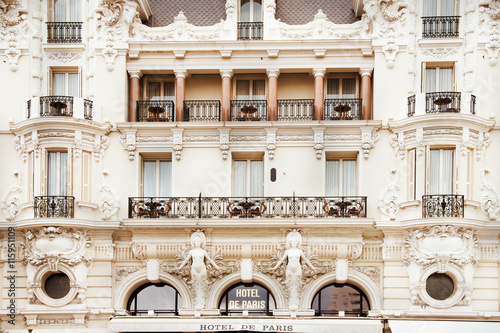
[237,22,263,40]
[128,196,367,219]
[46,22,83,43]
[422,194,464,218]
[34,196,75,218]
[136,100,175,122]
[230,100,267,121]
[422,16,460,38]
[324,98,362,120]
[407,92,475,117]
[277,99,314,121]
[183,100,221,122]
[27,96,94,120]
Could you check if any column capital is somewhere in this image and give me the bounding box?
[312,68,326,77]
[359,68,373,77]
[220,69,233,78]
[128,70,142,79]
[174,70,188,79]
[266,69,280,78]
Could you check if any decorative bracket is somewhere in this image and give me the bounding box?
[99,170,119,220]
[171,129,184,161]
[378,168,400,220]
[218,129,230,160]
[265,128,277,160]
[119,130,137,161]
[1,170,22,221]
[312,128,325,160]
[480,168,500,220]
[361,129,379,159]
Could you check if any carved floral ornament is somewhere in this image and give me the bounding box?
[479,1,500,66]
[0,0,28,72]
[1,170,22,221]
[378,168,399,220]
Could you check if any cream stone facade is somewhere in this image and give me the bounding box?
[1,0,500,333]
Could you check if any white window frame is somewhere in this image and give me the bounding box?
[408,149,417,201]
[422,63,456,93]
[46,150,71,196]
[426,147,456,195]
[49,67,81,96]
[325,158,357,197]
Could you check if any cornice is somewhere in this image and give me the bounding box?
[3,219,121,230]
[388,114,496,132]
[10,118,112,136]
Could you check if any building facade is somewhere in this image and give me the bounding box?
[1,0,500,332]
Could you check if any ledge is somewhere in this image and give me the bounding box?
[9,219,121,230]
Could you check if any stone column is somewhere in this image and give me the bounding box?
[128,71,142,122]
[175,70,187,122]
[267,69,279,121]
[360,68,372,120]
[220,70,233,121]
[313,69,326,120]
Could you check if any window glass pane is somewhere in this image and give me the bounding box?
[158,161,172,197]
[143,161,156,197]
[343,160,356,196]
[129,283,182,315]
[425,68,436,93]
[148,82,162,100]
[241,0,251,21]
[234,161,247,197]
[68,73,79,96]
[54,0,66,21]
[253,80,265,99]
[59,152,68,196]
[442,149,454,194]
[252,0,262,22]
[312,284,369,317]
[342,79,356,99]
[48,152,58,195]
[423,0,437,16]
[250,160,263,197]
[53,73,66,95]
[326,160,340,196]
[429,150,440,194]
[236,80,250,100]
[327,79,340,99]
[164,82,175,101]
[439,68,453,91]
[70,0,81,21]
[440,0,455,16]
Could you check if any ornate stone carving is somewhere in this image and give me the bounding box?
[93,135,110,162]
[422,47,459,58]
[119,132,136,161]
[12,135,27,162]
[480,1,500,65]
[115,266,141,282]
[389,133,405,160]
[172,131,183,161]
[219,129,230,160]
[378,169,399,220]
[476,132,492,160]
[266,129,277,160]
[378,0,406,22]
[0,0,27,72]
[46,52,83,62]
[313,129,324,160]
[1,170,21,221]
[352,266,381,284]
[480,169,500,220]
[361,130,380,159]
[22,227,93,271]
[99,170,119,220]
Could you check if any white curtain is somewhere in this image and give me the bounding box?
[429,150,440,194]
[54,0,66,21]
[236,80,250,100]
[423,0,437,16]
[53,73,65,95]
[70,0,81,21]
[48,152,58,195]
[143,161,156,197]
[326,160,340,196]
[59,152,68,195]
[252,0,262,22]
[233,161,247,197]
[253,80,265,99]
[148,82,161,100]
[442,149,454,194]
[342,79,356,99]
[163,82,175,101]
[68,73,78,96]
[343,160,356,196]
[240,0,251,21]
[441,0,455,16]
[425,68,436,93]
[439,68,453,91]
[327,79,340,99]
[158,161,172,197]
[250,160,263,197]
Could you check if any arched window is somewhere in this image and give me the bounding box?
[219,283,275,316]
[312,283,369,317]
[127,283,182,316]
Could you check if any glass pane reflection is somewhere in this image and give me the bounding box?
[128,283,182,316]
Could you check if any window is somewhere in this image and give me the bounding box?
[240,0,262,22]
[219,283,275,316]
[408,149,416,201]
[423,0,456,16]
[326,159,357,196]
[51,0,81,22]
[424,66,454,92]
[50,70,80,96]
[326,78,358,99]
[147,81,175,102]
[312,283,370,317]
[236,79,265,100]
[428,148,454,194]
[81,151,91,202]
[47,151,69,196]
[233,159,263,198]
[141,159,172,197]
[127,283,182,316]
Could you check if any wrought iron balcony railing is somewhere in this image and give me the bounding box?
[34,196,75,218]
[46,22,83,43]
[39,96,74,117]
[128,196,367,219]
[324,98,362,120]
[407,94,416,117]
[230,100,267,121]
[277,99,314,121]
[422,16,460,38]
[136,100,175,122]
[422,194,464,218]
[183,100,221,122]
[425,92,461,113]
[83,99,93,120]
[237,22,263,40]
